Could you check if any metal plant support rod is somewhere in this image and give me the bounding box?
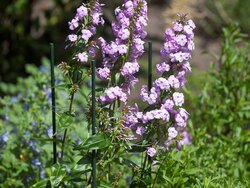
[50,43,57,164]
[91,60,97,188]
[148,41,153,91]
[148,41,153,177]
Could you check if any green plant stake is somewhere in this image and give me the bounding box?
[91,60,97,188]
[50,43,57,164]
[148,41,153,91]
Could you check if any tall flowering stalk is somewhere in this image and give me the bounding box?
[97,0,148,104]
[55,0,195,186]
[58,0,105,162]
[124,15,195,157]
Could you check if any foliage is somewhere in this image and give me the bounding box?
[0,0,85,83]
[193,25,250,135]
[0,59,90,187]
[158,25,250,187]
[203,0,250,35]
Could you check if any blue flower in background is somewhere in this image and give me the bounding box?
[76,137,81,145]
[39,66,48,73]
[22,103,29,111]
[10,97,18,104]
[31,121,38,130]
[29,140,41,153]
[40,169,46,179]
[42,85,52,105]
[47,126,53,138]
[0,131,10,143]
[4,113,9,121]
[32,157,41,167]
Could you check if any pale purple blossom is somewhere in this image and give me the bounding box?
[117,44,128,54]
[68,34,77,42]
[156,62,170,74]
[161,99,174,110]
[76,52,88,63]
[118,28,130,40]
[168,127,178,139]
[142,109,170,123]
[147,147,156,157]
[99,86,127,103]
[121,62,139,76]
[173,92,184,106]
[76,5,88,20]
[175,34,187,46]
[140,85,160,105]
[96,67,110,80]
[177,131,192,149]
[154,77,170,91]
[136,126,145,135]
[173,22,183,32]
[68,18,79,30]
[187,20,196,29]
[168,75,180,88]
[175,108,189,127]
[81,29,93,41]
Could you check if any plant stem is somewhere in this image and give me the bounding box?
[141,151,148,179]
[60,93,75,163]
[151,154,168,188]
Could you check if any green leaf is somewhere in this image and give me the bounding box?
[35,137,62,144]
[30,180,51,188]
[73,133,111,151]
[116,157,139,168]
[48,164,67,187]
[185,168,201,175]
[55,84,70,89]
[58,115,74,132]
[77,155,92,165]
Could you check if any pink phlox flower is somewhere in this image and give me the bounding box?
[175,34,187,47]
[136,126,145,135]
[147,147,156,157]
[177,130,192,150]
[156,61,170,74]
[187,19,196,29]
[76,5,88,20]
[117,44,128,54]
[161,99,174,110]
[173,92,184,106]
[81,29,93,41]
[168,75,180,88]
[173,22,183,32]
[96,67,110,80]
[168,127,178,139]
[121,61,139,76]
[175,108,189,127]
[182,61,191,72]
[118,28,130,40]
[68,34,77,42]
[164,28,175,41]
[68,18,79,30]
[154,77,170,91]
[76,52,88,63]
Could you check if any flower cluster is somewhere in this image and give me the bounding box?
[125,16,195,156]
[98,0,148,104]
[66,1,104,64]
[99,86,127,103]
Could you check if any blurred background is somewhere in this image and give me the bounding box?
[1,0,250,87]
